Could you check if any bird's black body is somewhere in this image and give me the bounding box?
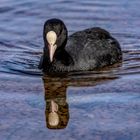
[39,19,122,73]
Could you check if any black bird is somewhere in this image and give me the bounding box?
[39,18,122,73]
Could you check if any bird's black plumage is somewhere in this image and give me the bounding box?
[39,18,122,73]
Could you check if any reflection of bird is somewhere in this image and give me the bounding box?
[43,77,69,129]
[39,18,122,73]
[43,69,118,129]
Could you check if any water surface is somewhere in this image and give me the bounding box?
[0,0,140,140]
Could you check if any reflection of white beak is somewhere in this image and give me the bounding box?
[48,112,59,127]
[48,100,59,127]
[46,31,57,62]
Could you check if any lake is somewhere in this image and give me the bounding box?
[0,0,140,140]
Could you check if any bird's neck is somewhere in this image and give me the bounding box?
[54,48,74,66]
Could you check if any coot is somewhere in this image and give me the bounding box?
[39,18,122,73]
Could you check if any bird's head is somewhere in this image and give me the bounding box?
[43,18,68,62]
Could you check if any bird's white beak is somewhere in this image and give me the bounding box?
[46,31,57,62]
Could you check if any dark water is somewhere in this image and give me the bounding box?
[0,0,140,140]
